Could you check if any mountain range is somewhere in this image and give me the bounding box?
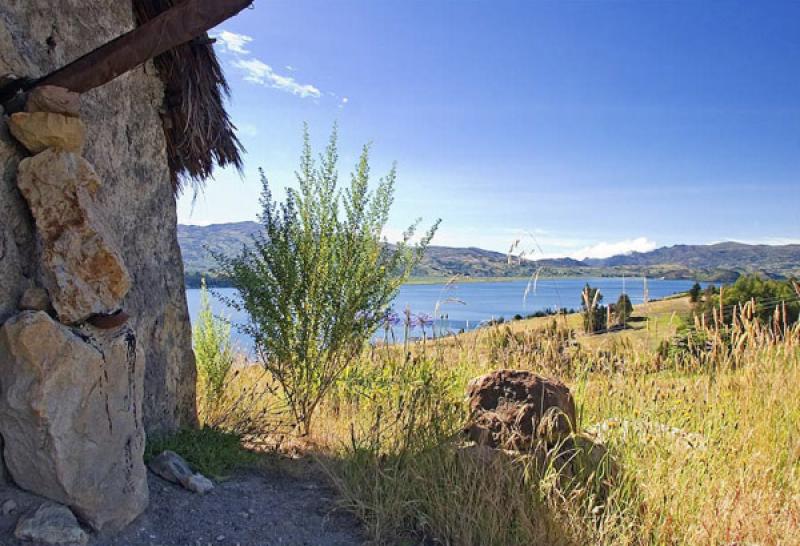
[178,222,800,287]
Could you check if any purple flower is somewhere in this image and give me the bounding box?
[416,313,434,327]
[382,308,401,327]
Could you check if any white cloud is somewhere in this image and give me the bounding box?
[568,237,657,260]
[213,30,253,55]
[232,58,321,98]
[213,29,322,99]
[382,225,659,262]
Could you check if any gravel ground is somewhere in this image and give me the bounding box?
[0,465,364,546]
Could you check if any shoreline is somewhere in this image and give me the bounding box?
[186,274,702,289]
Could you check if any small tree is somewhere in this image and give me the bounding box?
[217,126,439,435]
[193,278,235,415]
[616,293,633,326]
[688,282,702,303]
[580,284,606,333]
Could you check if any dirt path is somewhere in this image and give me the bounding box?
[0,465,364,546]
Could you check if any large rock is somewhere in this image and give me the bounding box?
[17,149,131,324]
[7,112,86,154]
[0,0,196,433]
[465,370,576,449]
[0,311,148,532]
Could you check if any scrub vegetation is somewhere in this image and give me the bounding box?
[180,130,800,545]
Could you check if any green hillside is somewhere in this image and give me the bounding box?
[178,222,800,287]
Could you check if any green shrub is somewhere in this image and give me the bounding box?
[216,126,439,435]
[615,293,633,326]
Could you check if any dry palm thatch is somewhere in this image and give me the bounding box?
[132,0,244,195]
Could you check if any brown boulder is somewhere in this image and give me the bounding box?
[7,112,86,154]
[465,370,576,449]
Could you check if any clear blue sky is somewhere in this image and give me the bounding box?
[178,0,800,259]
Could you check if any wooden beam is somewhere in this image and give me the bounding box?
[35,0,254,93]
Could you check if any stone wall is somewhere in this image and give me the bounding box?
[0,0,196,432]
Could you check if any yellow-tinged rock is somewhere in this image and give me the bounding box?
[17,149,129,324]
[7,111,86,154]
[17,149,101,241]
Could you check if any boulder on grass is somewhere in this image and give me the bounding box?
[0,311,148,532]
[464,369,576,449]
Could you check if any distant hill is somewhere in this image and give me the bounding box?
[178,222,800,287]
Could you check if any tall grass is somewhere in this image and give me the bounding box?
[318,306,800,545]
[197,298,800,544]
[193,279,236,421]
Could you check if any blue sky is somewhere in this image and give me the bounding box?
[178,0,800,259]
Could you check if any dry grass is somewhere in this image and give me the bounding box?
[202,297,800,545]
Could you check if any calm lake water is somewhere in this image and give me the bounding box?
[186,277,699,349]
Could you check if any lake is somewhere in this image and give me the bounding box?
[186,277,700,349]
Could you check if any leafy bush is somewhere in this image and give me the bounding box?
[693,274,799,326]
[217,126,438,435]
[615,293,633,326]
[688,281,702,303]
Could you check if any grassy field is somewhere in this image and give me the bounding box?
[185,296,800,545]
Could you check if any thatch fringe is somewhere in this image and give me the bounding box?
[132,0,244,195]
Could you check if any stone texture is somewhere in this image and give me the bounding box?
[465,369,576,449]
[16,149,101,241]
[0,311,148,532]
[43,226,131,324]
[18,286,51,311]
[0,0,196,433]
[149,451,214,495]
[2,498,17,515]
[184,473,214,494]
[15,502,87,545]
[16,149,131,324]
[26,85,81,117]
[8,112,86,154]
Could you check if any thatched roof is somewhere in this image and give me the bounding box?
[132,0,244,195]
